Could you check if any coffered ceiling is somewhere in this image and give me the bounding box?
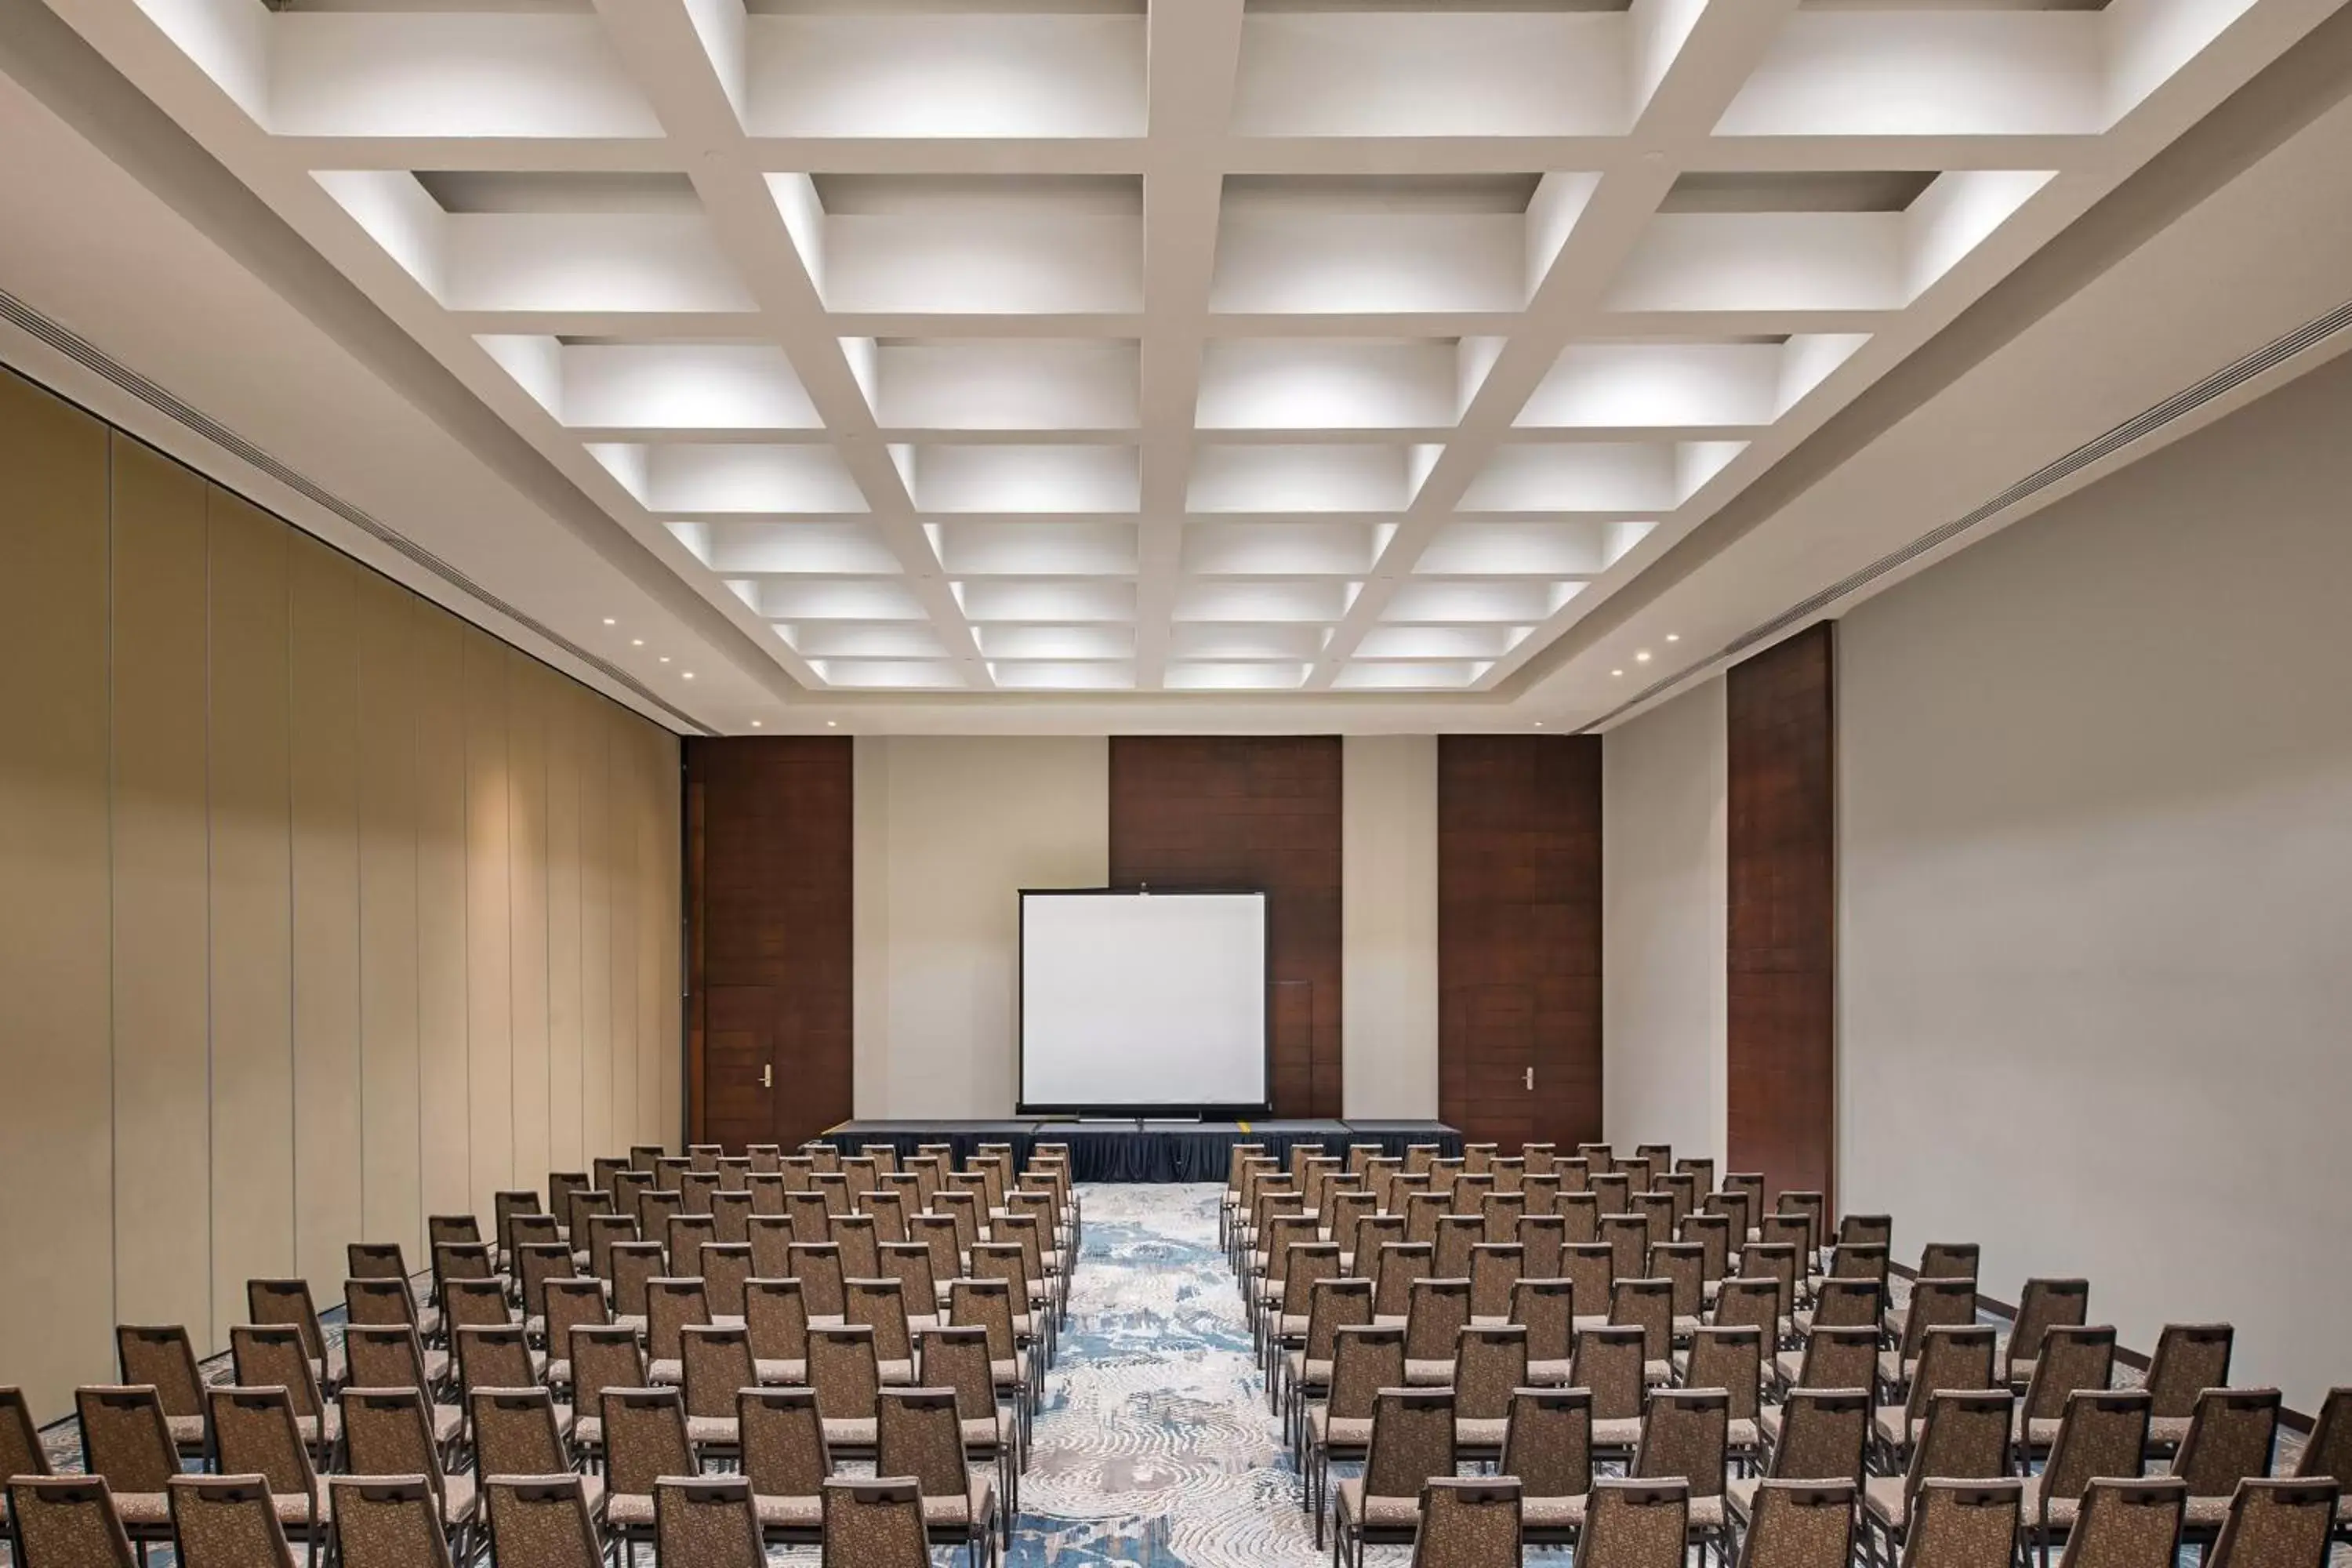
[11,0,2352,728]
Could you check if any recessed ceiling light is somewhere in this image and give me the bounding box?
[602,618,615,626]
[1665,633,1680,643]
[631,639,644,647]
[659,655,670,663]
[1635,650,1652,662]
[826,720,839,728]
[750,720,761,728]
[1532,720,1544,728]
[1612,669,1624,677]
[682,672,695,680]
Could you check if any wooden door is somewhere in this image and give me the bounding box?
[702,986,777,1152]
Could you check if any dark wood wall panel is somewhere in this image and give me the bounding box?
[1108,737,1342,1118]
[685,738,854,1150]
[1438,736,1603,1146]
[1726,621,1838,1207]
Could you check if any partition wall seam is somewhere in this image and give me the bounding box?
[103,430,118,1340]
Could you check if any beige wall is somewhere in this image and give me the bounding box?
[1341,735,1438,1119]
[1839,352,2352,1412]
[853,736,1109,1117]
[0,367,682,1421]
[1602,677,1727,1163]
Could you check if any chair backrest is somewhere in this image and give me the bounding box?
[2206,1479,2339,1568]
[1580,1479,1690,1568]
[1897,1277,1979,1359]
[230,1323,326,1419]
[2040,1390,2151,1504]
[1515,1214,1565,1279]
[1898,1479,2021,1568]
[601,1388,695,1499]
[2294,1387,2352,1483]
[846,1277,914,1363]
[789,1242,846,1318]
[340,1324,433,1396]
[1769,1390,1870,1486]
[245,1279,328,1365]
[746,1174,786,1217]
[441,1276,512,1334]
[1325,1326,1406,1421]
[655,1476,763,1568]
[876,1388,971,1500]
[1510,1276,1573,1364]
[700,1242,754,1317]
[1736,1480,1857,1568]
[485,1475,605,1568]
[0,1385,53,1483]
[1403,1277,1472,1363]
[1917,1241,1980,1283]
[608,1240,667,1319]
[1363,1389,1457,1504]
[2052,1479,2184,1568]
[822,1478,930,1568]
[745,1277,810,1366]
[115,1325,205,1417]
[829,1213,881,1279]
[1468,1243,1523,1320]
[666,1215,720,1274]
[1824,1242,1889,1287]
[544,1275,611,1347]
[1739,1242,1798,1323]
[206,1386,316,1499]
[1600,1213,1646,1281]
[1433,1215,1483,1280]
[808,1326,882,1421]
[1558,1192,1601,1246]
[1302,1278,1374,1363]
[1373,1242,1434,1317]
[2143,1323,2235,1420]
[2171,1388,2280,1499]
[454,1323,535,1400]
[1903,1390,2015,1507]
[327,1477,457,1568]
[1404,1191,1450,1248]
[1610,1276,1674,1363]
[1573,1326,1647,1421]
[1501,1388,1592,1499]
[1807,1277,1882,1331]
[1647,1242,1704,1319]
[739,1386,831,1500]
[169,1475,296,1568]
[1679,1213,1730,1283]
[680,1326,758,1422]
[9,1476,139,1567]
[339,1388,445,1504]
[947,1279,1018,1364]
[1408,1477,1522,1568]
[2008,1277,2092,1376]
[1632,1192,1675,1254]
[1682,1325,1763,1421]
[1711,1277,1780,1342]
[917,1327,999,1425]
[2020,1324,2117,1423]
[1453,1326,1529,1422]
[1905,1327,1998,1423]
[516,1242,574,1319]
[1791,1325,1879,1393]
[1563,1242,1615,1312]
[568,1325,648,1429]
[1635,1388,1728,1499]
[470,1388,570,1478]
[346,1254,423,1309]
[1577,1144,1614,1175]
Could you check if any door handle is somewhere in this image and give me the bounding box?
[1525,1067,1534,1091]
[761,1063,774,1090]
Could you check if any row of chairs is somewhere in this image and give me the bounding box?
[0,1138,1083,1567]
[1226,1137,2352,1568]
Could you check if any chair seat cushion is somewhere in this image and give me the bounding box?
[2016,1476,2078,1530]
[2147,1414,2192,1449]
[1277,1315,1308,1340]
[962,1415,1010,1452]
[1285,1354,1331,1390]
[1863,1476,1908,1528]
[1405,1359,1454,1386]
[111,1493,172,1530]
[1334,1479,1419,1531]
[1523,1494,1588,1531]
[755,1494,822,1530]
[1529,1359,1573,1386]
[822,1417,877,1448]
[1456,1417,1508,1450]
[1875,1351,1921,1388]
[877,1358,916,1386]
[918,1479,996,1529]
[605,1492,654,1530]
[686,1415,741,1446]
[756,1358,806,1385]
[1644,1359,1674,1386]
[1727,1417,1760,1453]
[1593,1417,1642,1449]
[1874,1407,1918,1453]
[1307,1410,1372,1450]
[167,1414,207,1449]
[648,1358,681,1385]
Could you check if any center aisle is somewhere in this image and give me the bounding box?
[1005,1183,1328,1568]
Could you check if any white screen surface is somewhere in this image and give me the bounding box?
[1021,892,1267,1109]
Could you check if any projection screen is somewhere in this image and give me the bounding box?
[1019,890,1268,1112]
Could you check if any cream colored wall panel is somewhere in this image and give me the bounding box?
[859,738,1108,1117]
[1341,736,1438,1120]
[655,730,681,1149]
[0,374,115,1419]
[290,536,365,1298]
[463,632,514,1221]
[108,439,214,1344]
[636,727,665,1145]
[413,609,472,1221]
[579,706,614,1159]
[608,706,641,1145]
[355,572,423,1254]
[507,652,552,1193]
[206,491,296,1345]
[1602,678,1728,1163]
[545,683,585,1173]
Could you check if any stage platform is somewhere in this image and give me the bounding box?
[818,1118,1464,1183]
